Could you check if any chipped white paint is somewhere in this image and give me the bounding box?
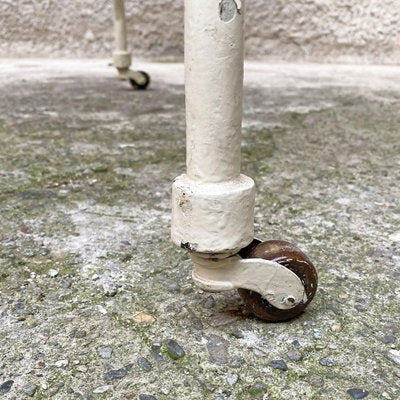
[219,0,241,22]
[171,175,255,254]
[172,0,255,255]
[191,254,306,310]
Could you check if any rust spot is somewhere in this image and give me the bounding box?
[181,242,197,251]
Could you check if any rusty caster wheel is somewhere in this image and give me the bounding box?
[129,71,150,90]
[238,239,318,322]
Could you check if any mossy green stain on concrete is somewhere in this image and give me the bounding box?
[0,65,399,400]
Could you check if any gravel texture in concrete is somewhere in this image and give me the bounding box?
[0,60,399,399]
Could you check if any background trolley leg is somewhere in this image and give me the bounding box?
[112,0,150,90]
[171,0,317,321]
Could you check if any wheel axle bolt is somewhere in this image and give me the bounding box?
[282,296,296,305]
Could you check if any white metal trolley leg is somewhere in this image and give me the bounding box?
[171,0,318,322]
[112,0,150,90]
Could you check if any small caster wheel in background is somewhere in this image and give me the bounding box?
[238,240,318,322]
[129,71,150,90]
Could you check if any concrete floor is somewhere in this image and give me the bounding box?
[0,60,399,400]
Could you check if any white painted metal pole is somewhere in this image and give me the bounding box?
[172,1,317,316]
[185,0,244,183]
[172,0,255,255]
[113,0,127,51]
[112,0,131,70]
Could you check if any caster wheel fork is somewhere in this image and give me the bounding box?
[189,239,317,323]
[238,240,318,322]
[115,68,151,90]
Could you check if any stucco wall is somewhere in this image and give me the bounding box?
[1,0,400,64]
